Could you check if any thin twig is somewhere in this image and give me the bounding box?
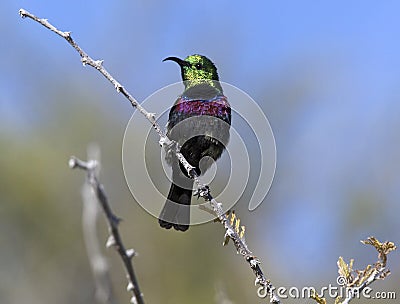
[310,237,396,304]
[69,156,144,304]
[20,8,280,303]
[18,9,163,138]
[81,144,116,304]
[338,237,396,304]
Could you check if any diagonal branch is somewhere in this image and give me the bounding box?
[19,8,280,303]
[69,156,144,304]
[81,145,117,304]
[18,9,162,137]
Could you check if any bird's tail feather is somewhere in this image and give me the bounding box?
[159,168,193,231]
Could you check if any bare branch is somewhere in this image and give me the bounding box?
[20,8,279,302]
[81,144,117,304]
[69,156,144,304]
[18,8,162,136]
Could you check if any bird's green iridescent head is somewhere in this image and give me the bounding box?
[163,54,222,93]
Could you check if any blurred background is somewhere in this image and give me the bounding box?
[1,1,399,303]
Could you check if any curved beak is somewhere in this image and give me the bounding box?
[163,56,191,67]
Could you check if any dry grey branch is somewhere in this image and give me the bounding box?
[18,8,162,136]
[81,145,116,304]
[69,156,144,304]
[20,8,279,303]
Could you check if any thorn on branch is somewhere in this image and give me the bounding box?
[110,214,122,227]
[146,112,156,121]
[115,83,123,92]
[68,157,78,169]
[222,234,230,246]
[247,256,260,269]
[81,57,89,66]
[106,235,116,248]
[158,136,167,147]
[19,9,27,18]
[95,59,104,67]
[130,296,138,304]
[193,185,210,200]
[126,249,137,259]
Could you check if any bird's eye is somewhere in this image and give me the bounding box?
[195,63,203,70]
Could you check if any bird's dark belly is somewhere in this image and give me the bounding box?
[167,97,231,174]
[181,132,227,171]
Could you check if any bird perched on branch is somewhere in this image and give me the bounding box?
[159,54,231,231]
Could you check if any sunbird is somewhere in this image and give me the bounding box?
[159,54,231,231]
